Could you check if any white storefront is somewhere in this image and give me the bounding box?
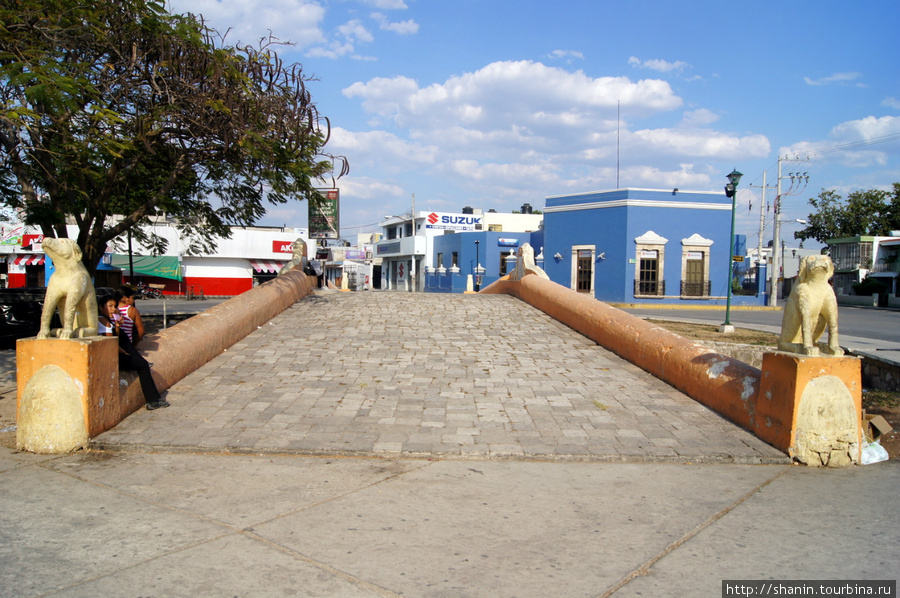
[374,209,542,291]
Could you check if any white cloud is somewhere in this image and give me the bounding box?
[628,56,689,73]
[681,108,720,127]
[361,0,408,8]
[340,70,777,220]
[338,19,374,43]
[444,159,560,184]
[371,12,419,35]
[305,41,356,59]
[882,97,900,110]
[329,177,406,201]
[780,115,900,168]
[548,50,584,62]
[344,60,683,130]
[803,72,862,86]
[632,128,770,160]
[306,18,378,59]
[617,164,712,189]
[329,127,437,168]
[830,115,900,140]
[166,0,326,47]
[337,60,775,202]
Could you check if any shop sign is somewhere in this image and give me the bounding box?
[377,242,402,255]
[0,225,24,246]
[498,238,519,247]
[425,212,483,231]
[309,188,340,239]
[22,234,44,248]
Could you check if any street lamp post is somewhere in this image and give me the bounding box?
[721,169,743,333]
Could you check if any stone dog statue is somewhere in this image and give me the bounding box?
[277,238,309,276]
[777,254,843,357]
[509,243,550,282]
[38,238,99,339]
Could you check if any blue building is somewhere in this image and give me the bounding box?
[425,229,544,293]
[542,188,764,305]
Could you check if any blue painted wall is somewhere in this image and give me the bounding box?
[542,189,763,305]
[426,230,543,293]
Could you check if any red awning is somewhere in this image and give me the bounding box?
[13,254,45,266]
[249,260,285,273]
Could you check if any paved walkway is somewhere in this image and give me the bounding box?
[95,291,786,463]
[2,291,897,597]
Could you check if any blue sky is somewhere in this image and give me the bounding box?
[167,0,900,252]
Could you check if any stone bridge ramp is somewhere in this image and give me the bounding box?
[95,292,787,463]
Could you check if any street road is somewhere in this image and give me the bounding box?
[135,295,900,349]
[621,305,900,348]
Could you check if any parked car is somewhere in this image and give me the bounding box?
[0,288,47,349]
[0,287,113,349]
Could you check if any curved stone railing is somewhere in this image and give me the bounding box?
[122,269,316,412]
[481,274,763,431]
[481,260,863,467]
[17,269,316,452]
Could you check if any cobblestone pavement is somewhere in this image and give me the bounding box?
[94,291,787,462]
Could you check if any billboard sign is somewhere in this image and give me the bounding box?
[309,189,340,239]
[424,212,482,231]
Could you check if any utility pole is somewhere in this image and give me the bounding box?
[410,193,416,292]
[770,160,782,307]
[749,172,776,298]
[769,155,810,306]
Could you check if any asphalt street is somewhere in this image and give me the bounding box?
[620,304,900,352]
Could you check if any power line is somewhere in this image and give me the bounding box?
[786,131,900,159]
[339,220,385,231]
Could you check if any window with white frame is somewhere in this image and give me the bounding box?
[680,234,713,297]
[634,231,667,297]
[570,245,595,296]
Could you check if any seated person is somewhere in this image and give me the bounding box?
[98,294,169,410]
[115,286,145,346]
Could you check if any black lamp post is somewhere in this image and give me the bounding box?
[474,240,481,291]
[722,168,743,331]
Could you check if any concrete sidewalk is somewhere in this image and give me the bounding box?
[2,448,897,597]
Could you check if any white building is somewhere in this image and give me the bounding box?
[374,207,542,291]
[105,221,310,296]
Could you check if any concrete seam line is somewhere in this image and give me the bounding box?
[596,465,792,598]
[241,532,403,598]
[37,531,237,596]
[242,459,437,529]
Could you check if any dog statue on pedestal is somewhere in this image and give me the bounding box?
[38,238,98,339]
[777,254,843,357]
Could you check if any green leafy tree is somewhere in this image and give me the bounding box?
[795,184,900,245]
[0,0,345,273]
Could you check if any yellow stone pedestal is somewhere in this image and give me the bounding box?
[16,337,118,453]
[757,352,862,467]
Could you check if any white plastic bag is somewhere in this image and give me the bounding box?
[861,440,889,465]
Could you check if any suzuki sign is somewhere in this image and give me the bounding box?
[425,212,482,231]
